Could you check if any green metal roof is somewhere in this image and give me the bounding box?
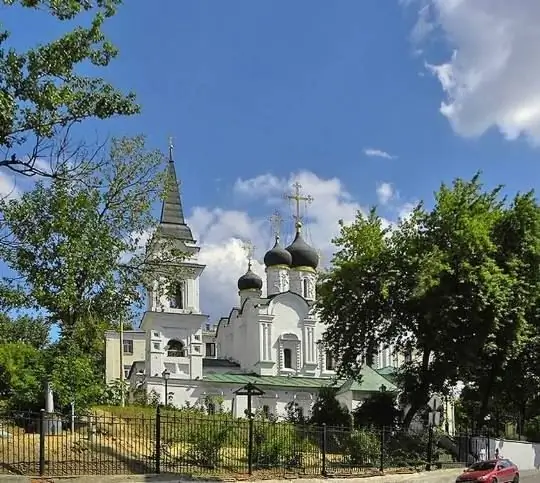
[375,366,398,385]
[344,365,397,392]
[203,365,397,393]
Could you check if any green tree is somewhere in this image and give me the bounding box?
[0,135,184,355]
[47,345,105,411]
[309,387,351,427]
[0,0,138,178]
[319,174,540,428]
[0,313,50,349]
[0,342,46,409]
[352,391,401,429]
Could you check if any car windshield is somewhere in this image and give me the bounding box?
[468,462,496,471]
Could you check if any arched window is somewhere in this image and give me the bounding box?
[167,339,186,357]
[170,282,184,309]
[302,278,309,298]
[283,348,292,369]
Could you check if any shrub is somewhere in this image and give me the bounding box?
[185,416,233,468]
[253,421,311,469]
[345,429,380,467]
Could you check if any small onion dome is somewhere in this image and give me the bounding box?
[237,266,263,291]
[285,229,319,270]
[264,236,293,267]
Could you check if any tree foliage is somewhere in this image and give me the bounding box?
[352,391,401,429]
[0,313,50,349]
[309,387,351,427]
[0,136,173,344]
[319,174,540,428]
[0,0,138,178]
[0,135,190,410]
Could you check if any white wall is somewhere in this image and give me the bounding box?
[146,379,320,419]
[471,437,540,470]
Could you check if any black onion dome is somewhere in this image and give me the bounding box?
[285,231,319,269]
[237,269,263,291]
[264,237,293,267]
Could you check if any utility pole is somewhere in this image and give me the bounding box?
[119,318,125,407]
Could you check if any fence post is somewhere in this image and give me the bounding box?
[247,415,254,475]
[321,423,327,476]
[39,409,45,476]
[155,405,161,474]
[379,427,385,472]
[426,423,433,471]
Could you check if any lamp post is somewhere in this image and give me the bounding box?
[162,369,170,407]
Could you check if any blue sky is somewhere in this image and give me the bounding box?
[4,0,540,320]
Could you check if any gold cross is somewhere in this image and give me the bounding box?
[285,182,313,225]
[269,210,283,239]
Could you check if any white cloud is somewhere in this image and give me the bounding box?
[397,201,417,222]
[410,1,540,144]
[376,182,395,205]
[190,171,375,321]
[363,148,396,159]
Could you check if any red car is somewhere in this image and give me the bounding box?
[456,459,519,483]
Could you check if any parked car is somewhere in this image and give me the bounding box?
[455,459,519,483]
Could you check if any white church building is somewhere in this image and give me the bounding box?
[105,148,454,426]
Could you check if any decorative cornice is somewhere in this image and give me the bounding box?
[290,266,317,273]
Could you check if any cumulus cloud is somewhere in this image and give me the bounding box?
[376,182,395,205]
[410,0,540,144]
[190,171,376,321]
[363,148,396,159]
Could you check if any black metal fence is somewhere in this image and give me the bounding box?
[0,408,478,477]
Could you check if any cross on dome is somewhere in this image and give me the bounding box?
[269,210,283,241]
[285,182,314,231]
[242,240,255,269]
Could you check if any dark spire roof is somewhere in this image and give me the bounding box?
[264,235,292,267]
[285,222,319,270]
[158,141,194,242]
[237,262,263,291]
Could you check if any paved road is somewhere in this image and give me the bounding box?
[520,471,540,482]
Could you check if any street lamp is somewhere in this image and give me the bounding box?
[162,369,170,407]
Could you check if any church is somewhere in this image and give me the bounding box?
[104,147,453,426]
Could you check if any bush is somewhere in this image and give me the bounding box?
[385,430,428,467]
[253,421,311,469]
[345,429,380,467]
[186,418,231,468]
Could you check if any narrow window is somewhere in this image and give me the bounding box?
[302,279,309,298]
[123,339,133,355]
[283,348,292,369]
[205,342,216,357]
[170,282,184,309]
[262,405,270,418]
[325,351,335,371]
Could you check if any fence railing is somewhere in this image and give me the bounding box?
[0,407,479,477]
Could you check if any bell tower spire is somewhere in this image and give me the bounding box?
[159,136,195,242]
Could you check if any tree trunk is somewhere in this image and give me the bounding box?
[476,362,497,430]
[402,401,421,429]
